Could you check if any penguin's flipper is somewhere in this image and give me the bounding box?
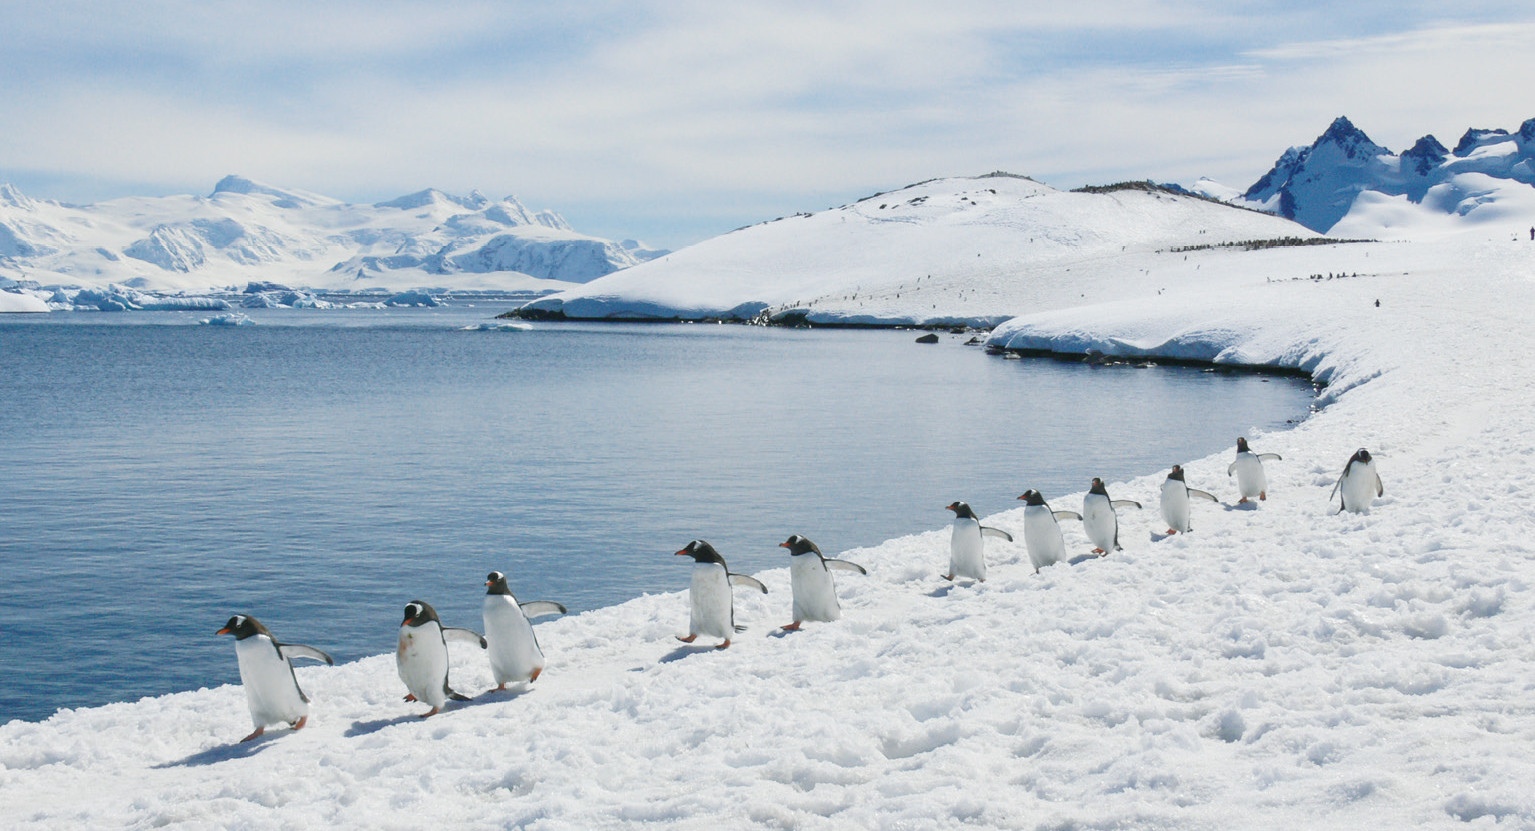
[824,559,868,575]
[519,601,568,618]
[1227,462,1237,476]
[446,684,473,702]
[1328,476,1343,503]
[1053,510,1083,521]
[733,625,748,633]
[1110,500,1142,510]
[443,627,488,649]
[1375,473,1384,497]
[728,573,769,594]
[1258,453,1283,462]
[1189,489,1219,503]
[980,526,1014,542]
[277,643,335,666]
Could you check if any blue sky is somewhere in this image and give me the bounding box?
[2,1,1532,249]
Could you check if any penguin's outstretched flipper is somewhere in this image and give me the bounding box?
[980,526,1013,541]
[1111,500,1142,510]
[442,627,488,648]
[277,643,334,665]
[518,601,567,618]
[823,559,867,575]
[728,573,768,594]
[1053,510,1082,521]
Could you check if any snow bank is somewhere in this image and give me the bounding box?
[4,230,1535,829]
[0,290,48,313]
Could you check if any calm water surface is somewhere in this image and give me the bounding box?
[0,306,1315,722]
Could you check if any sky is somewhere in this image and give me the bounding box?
[1,1,1532,250]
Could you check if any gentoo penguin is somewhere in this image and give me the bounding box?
[1081,478,1141,554]
[779,534,866,630]
[943,501,1013,582]
[1160,465,1219,534]
[1017,490,1081,573]
[1330,448,1383,513]
[1227,437,1282,502]
[482,571,567,691]
[397,600,486,718]
[674,540,767,649]
[217,615,334,742]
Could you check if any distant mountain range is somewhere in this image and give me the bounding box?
[1190,116,1535,237]
[0,176,667,292]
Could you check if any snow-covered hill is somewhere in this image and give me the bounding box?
[1207,116,1535,238]
[521,175,1324,325]
[0,176,667,293]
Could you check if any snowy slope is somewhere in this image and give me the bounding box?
[1231,116,1535,238]
[521,176,1321,325]
[0,176,666,293]
[5,226,1535,827]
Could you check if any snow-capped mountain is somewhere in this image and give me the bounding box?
[520,174,1326,325]
[0,176,667,292]
[1223,116,1535,237]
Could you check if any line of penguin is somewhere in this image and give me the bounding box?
[216,439,1383,742]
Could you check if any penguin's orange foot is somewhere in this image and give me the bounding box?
[1166,529,1178,535]
[528,667,542,683]
[1259,492,1267,501]
[240,727,265,743]
[676,634,697,643]
[1092,548,1105,554]
[1238,497,1249,504]
[403,693,417,702]
[493,683,507,692]
[781,622,803,631]
[941,573,954,581]
[716,640,731,650]
[290,716,307,731]
[419,707,440,719]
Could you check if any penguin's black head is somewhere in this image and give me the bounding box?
[1352,448,1372,463]
[216,614,268,639]
[779,534,821,556]
[1016,490,1046,506]
[1089,478,1108,495]
[485,571,513,595]
[1236,437,1251,453]
[675,539,725,565]
[402,600,439,627]
[1168,465,1185,481]
[946,501,978,519]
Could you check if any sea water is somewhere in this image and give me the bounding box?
[0,306,1314,722]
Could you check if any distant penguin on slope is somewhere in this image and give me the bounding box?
[1017,490,1081,573]
[1082,478,1141,554]
[944,501,1013,582]
[779,534,866,630]
[482,571,567,691]
[217,615,334,742]
[1330,448,1383,514]
[1228,437,1282,502]
[397,600,486,718]
[675,540,767,649]
[1160,465,1219,534]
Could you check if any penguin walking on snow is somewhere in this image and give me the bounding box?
[1330,448,1383,513]
[779,534,866,630]
[1160,465,1219,534]
[217,615,334,742]
[483,571,567,691]
[944,501,1013,582]
[1082,478,1141,554]
[1017,490,1081,573]
[397,600,486,717]
[1228,437,1282,502]
[675,540,767,649]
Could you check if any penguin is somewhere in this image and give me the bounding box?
[1160,464,1219,534]
[1228,437,1282,502]
[674,540,767,649]
[396,600,486,718]
[943,501,1013,582]
[482,571,567,691]
[779,534,866,630]
[1330,448,1383,514]
[217,614,334,742]
[1017,490,1081,573]
[1081,478,1141,554]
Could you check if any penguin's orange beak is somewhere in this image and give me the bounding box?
[484,580,493,587]
[216,627,231,636]
[674,549,689,556]
[778,541,790,548]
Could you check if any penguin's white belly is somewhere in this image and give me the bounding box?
[1161,481,1192,533]
[1023,506,1065,570]
[1082,494,1117,551]
[483,597,544,684]
[397,623,449,708]
[235,635,307,729]
[690,563,734,639]
[949,517,986,580]
[1233,453,1267,498]
[789,555,840,622]
[1339,463,1379,512]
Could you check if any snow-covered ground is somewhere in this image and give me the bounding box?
[4,216,1534,827]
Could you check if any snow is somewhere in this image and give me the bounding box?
[5,169,1535,828]
[0,289,49,313]
[198,313,256,326]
